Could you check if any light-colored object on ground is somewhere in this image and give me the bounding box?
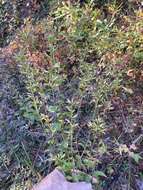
[136,179,143,190]
[32,169,93,190]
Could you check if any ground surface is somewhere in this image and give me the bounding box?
[0,57,23,189]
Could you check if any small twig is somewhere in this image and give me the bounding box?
[132,134,143,145]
